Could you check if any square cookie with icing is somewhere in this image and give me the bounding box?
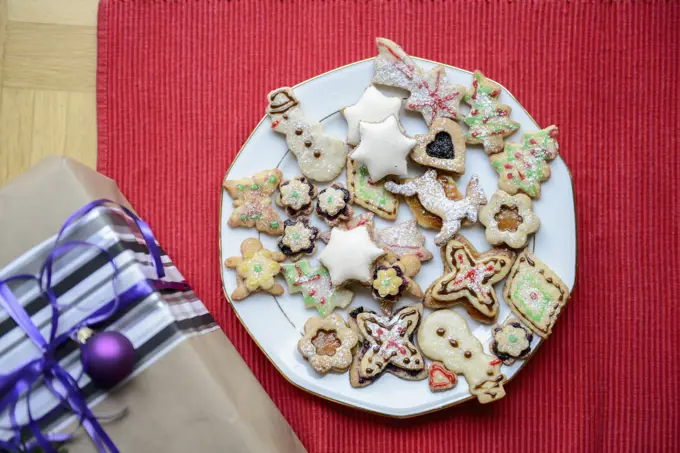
[503,250,569,338]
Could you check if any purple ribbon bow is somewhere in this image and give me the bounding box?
[0,200,165,453]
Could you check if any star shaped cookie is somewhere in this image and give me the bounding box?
[319,226,385,286]
[342,86,402,146]
[350,115,416,181]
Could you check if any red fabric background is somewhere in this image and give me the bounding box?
[96,1,680,451]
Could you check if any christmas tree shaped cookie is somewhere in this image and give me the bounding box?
[281,260,354,317]
[489,125,560,199]
[346,157,399,220]
[463,71,520,154]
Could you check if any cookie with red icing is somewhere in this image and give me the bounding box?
[428,361,457,392]
[424,234,515,324]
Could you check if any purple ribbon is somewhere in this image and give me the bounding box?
[0,200,165,453]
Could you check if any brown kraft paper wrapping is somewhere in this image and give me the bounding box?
[0,156,307,453]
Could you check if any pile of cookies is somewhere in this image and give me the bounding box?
[223,38,569,405]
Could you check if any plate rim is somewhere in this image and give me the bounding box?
[218,56,579,418]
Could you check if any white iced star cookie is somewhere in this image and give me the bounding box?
[350,115,416,182]
[341,86,402,146]
[319,226,385,286]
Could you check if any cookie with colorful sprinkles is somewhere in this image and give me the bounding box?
[223,169,284,235]
[224,238,286,301]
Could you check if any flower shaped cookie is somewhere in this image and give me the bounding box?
[373,267,404,298]
[490,318,533,366]
[277,217,319,261]
[316,182,353,226]
[297,313,359,374]
[370,255,424,315]
[224,238,286,301]
[276,176,318,217]
[479,190,540,248]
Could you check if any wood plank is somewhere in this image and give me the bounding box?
[0,88,35,185]
[8,0,98,27]
[31,90,69,162]
[64,91,97,169]
[3,22,96,91]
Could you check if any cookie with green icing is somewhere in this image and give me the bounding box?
[503,250,569,338]
[223,169,284,235]
[346,157,399,220]
[281,260,354,318]
[489,125,559,199]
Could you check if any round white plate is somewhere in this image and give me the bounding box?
[219,58,577,417]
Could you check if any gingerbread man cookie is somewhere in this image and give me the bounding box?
[479,190,540,249]
[346,157,399,220]
[425,234,516,324]
[348,304,428,387]
[276,176,318,218]
[503,250,569,338]
[411,118,466,174]
[385,170,487,246]
[490,318,534,366]
[316,182,354,227]
[281,261,354,318]
[223,169,283,235]
[224,238,286,301]
[298,313,359,374]
[490,125,560,199]
[373,38,466,125]
[463,71,520,155]
[418,310,505,403]
[371,255,424,315]
[277,217,319,261]
[267,87,347,182]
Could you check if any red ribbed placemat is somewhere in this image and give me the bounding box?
[96,1,679,451]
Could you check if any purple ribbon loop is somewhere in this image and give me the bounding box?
[0,200,166,453]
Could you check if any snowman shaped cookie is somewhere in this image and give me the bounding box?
[267,87,347,182]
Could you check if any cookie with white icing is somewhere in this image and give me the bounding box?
[267,87,347,182]
[341,85,402,146]
[318,226,385,286]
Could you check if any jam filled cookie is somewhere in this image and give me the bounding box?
[424,234,516,324]
[411,118,466,174]
[298,314,359,374]
[348,304,428,387]
[503,250,569,338]
[277,217,319,261]
[479,190,540,249]
[276,176,318,218]
[224,238,286,301]
[418,310,506,403]
[490,318,534,366]
[223,169,283,235]
[316,182,354,227]
[267,87,347,182]
[281,261,354,318]
[463,71,520,155]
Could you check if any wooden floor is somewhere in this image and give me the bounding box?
[0,0,99,186]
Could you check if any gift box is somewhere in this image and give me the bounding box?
[0,157,306,453]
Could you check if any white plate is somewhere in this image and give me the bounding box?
[219,58,577,417]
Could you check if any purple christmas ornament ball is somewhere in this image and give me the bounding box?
[81,331,136,388]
